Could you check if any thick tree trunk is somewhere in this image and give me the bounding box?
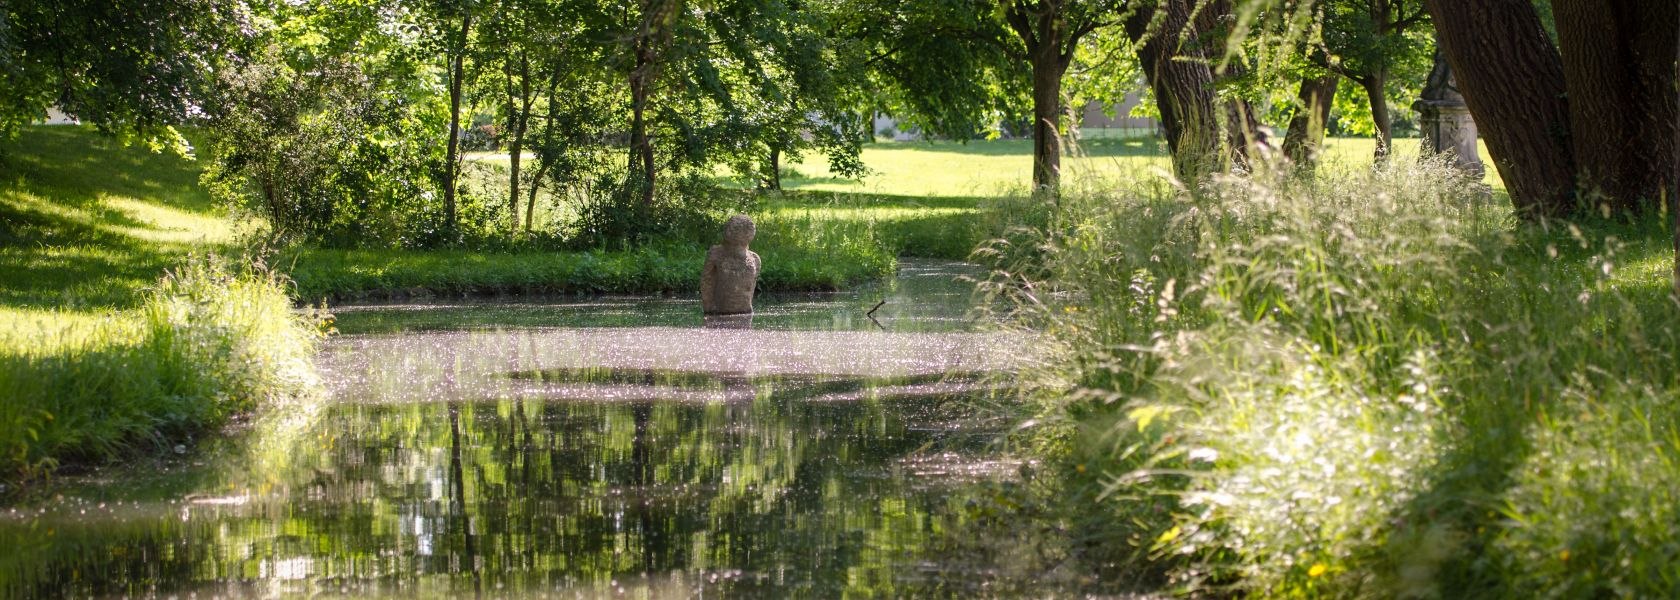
[1283,75,1340,165]
[1423,0,1575,218]
[1002,1,1074,193]
[443,14,472,234]
[1554,0,1678,213]
[1127,0,1225,184]
[1363,73,1392,162]
[1030,46,1065,191]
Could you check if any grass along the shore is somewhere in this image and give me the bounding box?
[989,158,1680,596]
[0,259,322,486]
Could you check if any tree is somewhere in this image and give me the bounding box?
[1552,0,1678,213]
[1316,0,1431,162]
[1422,0,1575,217]
[1281,74,1339,164]
[998,0,1126,192]
[1126,0,1226,183]
[0,0,239,143]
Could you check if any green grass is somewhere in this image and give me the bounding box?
[772,136,1502,197]
[0,128,316,488]
[987,158,1680,596]
[0,259,322,486]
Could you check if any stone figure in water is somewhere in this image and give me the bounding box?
[701,215,760,315]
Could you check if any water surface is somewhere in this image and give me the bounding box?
[1,260,1064,598]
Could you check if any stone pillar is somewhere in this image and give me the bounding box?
[1414,48,1485,178]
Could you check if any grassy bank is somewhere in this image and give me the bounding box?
[285,192,990,302]
[0,260,322,486]
[991,159,1680,596]
[0,128,321,487]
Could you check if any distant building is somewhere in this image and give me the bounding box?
[872,95,1159,141]
[42,107,78,125]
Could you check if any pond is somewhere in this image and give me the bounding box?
[1,261,1071,597]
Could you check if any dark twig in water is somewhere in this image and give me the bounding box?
[867,300,886,317]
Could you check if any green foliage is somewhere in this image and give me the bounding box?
[0,258,322,487]
[0,0,241,142]
[199,47,443,247]
[989,158,1680,596]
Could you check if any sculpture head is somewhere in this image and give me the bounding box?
[721,214,755,247]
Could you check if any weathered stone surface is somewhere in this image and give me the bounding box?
[700,215,760,315]
[1415,48,1486,178]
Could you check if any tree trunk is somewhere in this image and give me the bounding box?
[763,145,782,191]
[526,71,564,233]
[1127,0,1225,184]
[629,0,678,212]
[1030,45,1065,192]
[1002,1,1073,193]
[1423,0,1575,218]
[1283,74,1340,165]
[503,52,531,232]
[1363,72,1393,162]
[444,14,472,235]
[1554,0,1678,213]
[1672,5,1678,295]
[628,76,655,208]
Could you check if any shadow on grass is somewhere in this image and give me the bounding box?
[0,126,223,310]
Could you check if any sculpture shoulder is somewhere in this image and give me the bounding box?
[704,245,725,262]
[748,250,761,268]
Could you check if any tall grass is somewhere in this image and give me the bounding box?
[986,158,1680,596]
[0,258,322,487]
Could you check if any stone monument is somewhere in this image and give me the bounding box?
[700,215,760,315]
[1414,49,1485,178]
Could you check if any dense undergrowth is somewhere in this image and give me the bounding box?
[0,259,322,487]
[986,159,1680,596]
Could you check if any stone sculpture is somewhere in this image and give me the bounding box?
[701,215,760,315]
[1415,48,1485,178]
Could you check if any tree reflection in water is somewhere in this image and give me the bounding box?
[0,261,1071,597]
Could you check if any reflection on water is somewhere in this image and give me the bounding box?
[328,259,986,335]
[0,260,1063,598]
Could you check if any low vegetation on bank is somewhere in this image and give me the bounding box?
[989,159,1680,596]
[0,259,322,486]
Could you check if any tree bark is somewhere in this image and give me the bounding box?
[503,51,532,232]
[763,144,782,191]
[1127,0,1225,184]
[1554,0,1678,213]
[1283,74,1339,165]
[1423,0,1575,218]
[628,0,679,211]
[1002,1,1076,193]
[444,14,473,234]
[1362,72,1392,162]
[1030,45,1066,191]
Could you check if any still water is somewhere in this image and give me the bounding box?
[0,261,1067,598]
